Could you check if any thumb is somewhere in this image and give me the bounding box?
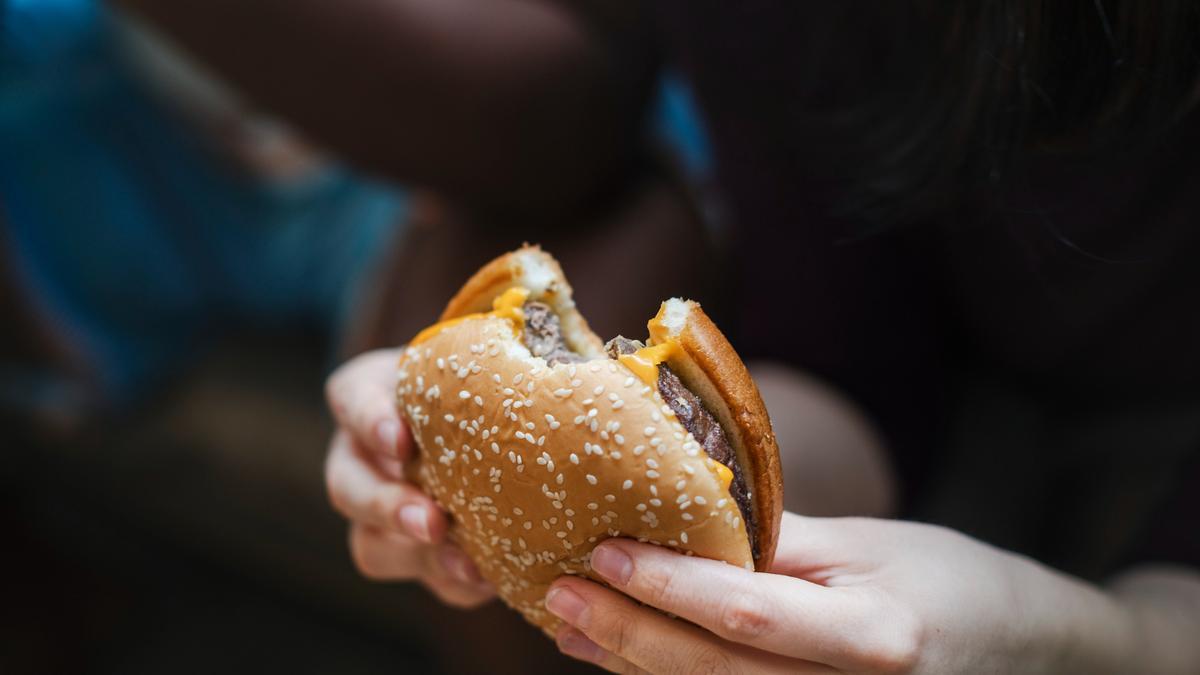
[768,512,885,583]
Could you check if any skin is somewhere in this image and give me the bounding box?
[118,0,1200,669]
[326,350,1200,673]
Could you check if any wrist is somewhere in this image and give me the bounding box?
[1006,554,1139,674]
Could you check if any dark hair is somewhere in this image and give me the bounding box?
[839,1,1200,226]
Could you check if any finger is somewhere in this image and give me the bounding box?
[545,578,814,675]
[350,524,490,589]
[422,574,496,610]
[769,512,878,582]
[555,628,647,674]
[326,430,446,541]
[326,349,412,459]
[349,524,430,581]
[586,536,881,668]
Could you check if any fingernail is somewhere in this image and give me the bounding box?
[439,547,480,584]
[545,586,589,627]
[557,627,606,663]
[590,544,633,585]
[376,419,399,452]
[399,504,430,543]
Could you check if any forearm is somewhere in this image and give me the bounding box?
[113,0,657,217]
[1106,566,1200,673]
[1017,558,1200,673]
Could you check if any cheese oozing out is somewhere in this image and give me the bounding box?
[410,286,531,345]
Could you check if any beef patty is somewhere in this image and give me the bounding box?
[522,302,585,366]
[606,336,759,559]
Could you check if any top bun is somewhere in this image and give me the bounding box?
[396,245,781,635]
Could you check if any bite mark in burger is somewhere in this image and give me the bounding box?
[396,246,782,635]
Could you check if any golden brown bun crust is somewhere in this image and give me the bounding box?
[397,247,781,635]
[440,244,605,357]
[664,303,783,571]
[397,320,754,636]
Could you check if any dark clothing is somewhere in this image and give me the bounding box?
[657,1,1200,579]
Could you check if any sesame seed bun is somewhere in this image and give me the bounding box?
[396,246,782,636]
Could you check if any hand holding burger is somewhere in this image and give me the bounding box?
[326,246,1191,674]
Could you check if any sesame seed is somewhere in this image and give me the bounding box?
[586,474,598,485]
[694,496,707,505]
[646,470,660,479]
[623,376,635,387]
[682,513,694,521]
[622,479,633,490]
[650,498,662,507]
[681,532,689,544]
[605,494,616,502]
[443,414,455,423]
[569,453,580,464]
[646,458,659,469]
[593,385,605,395]
[610,451,622,460]
[636,504,647,512]
[675,479,687,491]
[553,388,573,398]
[570,379,583,387]
[633,445,646,456]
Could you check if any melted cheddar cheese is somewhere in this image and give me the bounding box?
[410,286,531,345]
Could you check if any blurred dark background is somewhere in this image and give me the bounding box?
[7,1,1200,672]
[0,3,717,672]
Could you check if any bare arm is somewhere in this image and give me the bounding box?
[114,0,658,218]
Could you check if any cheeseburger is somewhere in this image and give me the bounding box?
[396,246,782,634]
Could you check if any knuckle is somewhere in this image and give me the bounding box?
[324,370,350,412]
[368,490,399,525]
[680,644,736,675]
[601,609,638,657]
[349,530,387,581]
[859,606,923,673]
[639,562,682,608]
[717,592,772,642]
[324,453,351,516]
